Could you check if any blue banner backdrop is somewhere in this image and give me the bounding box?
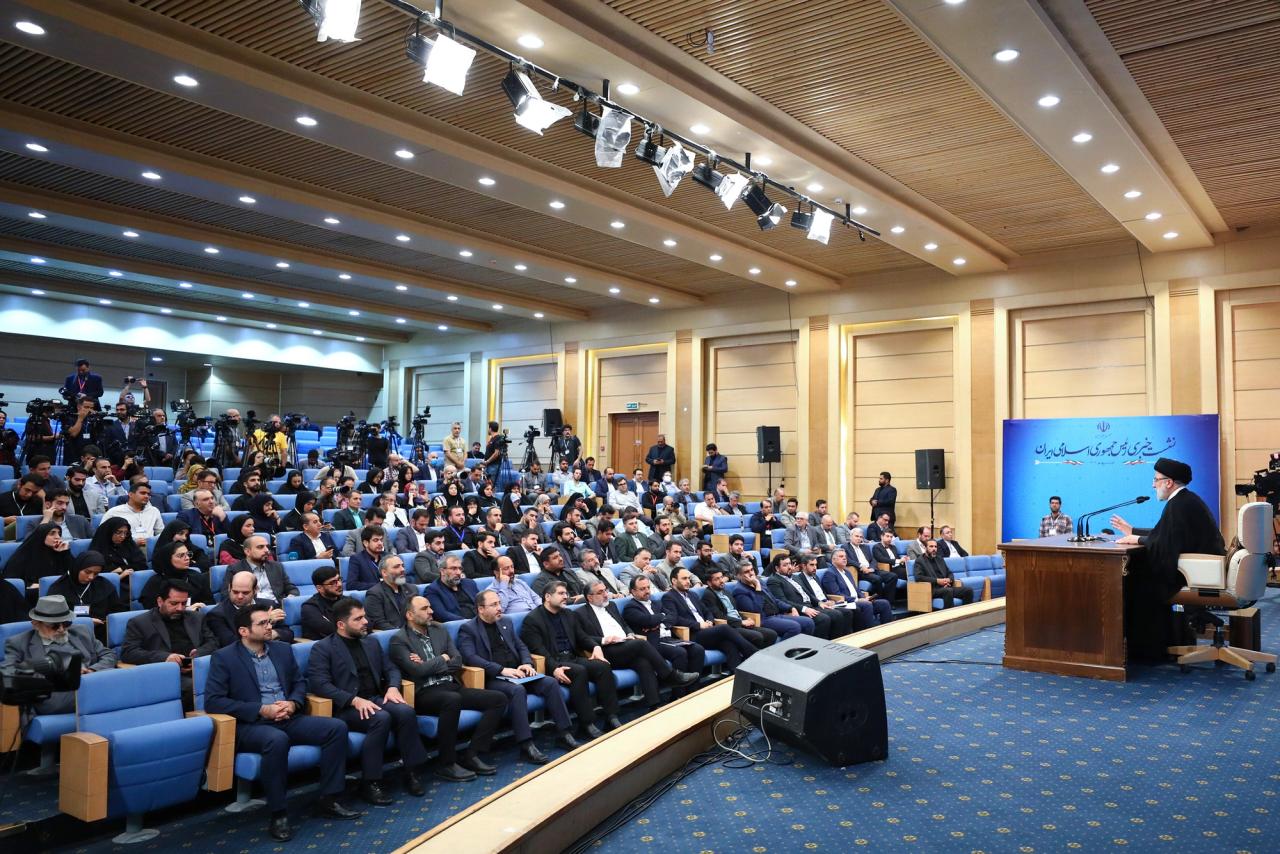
[1001,414,1220,542]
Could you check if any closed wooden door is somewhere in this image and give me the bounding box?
[610,412,659,475]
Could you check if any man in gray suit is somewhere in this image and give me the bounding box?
[1,595,116,714]
[783,514,824,565]
[223,535,299,603]
[906,526,932,561]
[43,489,93,540]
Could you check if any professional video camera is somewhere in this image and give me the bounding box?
[411,406,431,430]
[170,398,205,428]
[0,650,82,707]
[1236,452,1280,511]
[0,392,8,410]
[25,397,60,418]
[282,412,306,433]
[523,425,541,442]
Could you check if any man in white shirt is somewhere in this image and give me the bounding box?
[622,575,705,680]
[693,492,724,533]
[608,477,641,513]
[101,480,163,544]
[843,527,897,598]
[823,548,892,628]
[83,457,124,516]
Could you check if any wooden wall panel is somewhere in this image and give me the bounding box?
[1233,302,1280,488]
[596,352,666,471]
[709,341,799,499]
[1020,309,1149,418]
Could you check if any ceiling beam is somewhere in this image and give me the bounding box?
[32,0,831,292]
[0,233,492,333]
[0,182,524,328]
[0,102,701,310]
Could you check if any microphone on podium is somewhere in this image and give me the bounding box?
[1069,496,1149,542]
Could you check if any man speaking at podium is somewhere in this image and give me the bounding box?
[1109,457,1224,661]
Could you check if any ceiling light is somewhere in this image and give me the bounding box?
[266,323,278,329]
[295,115,318,127]
[356,336,365,342]
[141,171,162,180]
[151,356,163,362]
[160,308,172,314]
[395,234,410,242]
[396,317,407,324]
[304,0,362,42]
[610,220,625,229]
[179,282,193,289]
[1123,190,1143,199]
[275,261,290,268]
[1144,212,1162,221]
[446,295,458,301]
[395,284,408,291]
[202,363,212,367]
[756,155,773,166]
[533,312,545,319]
[953,257,967,266]
[312,329,323,335]
[458,250,473,257]
[852,205,867,215]
[648,297,660,304]
[1072,131,1093,143]
[16,21,45,35]
[689,123,710,135]
[1100,163,1120,174]
[348,310,360,316]
[239,195,256,204]
[662,238,677,247]
[709,254,723,262]
[502,68,571,134]
[1163,231,1179,240]
[28,257,45,264]
[1037,94,1060,108]
[617,82,639,96]
[27,211,45,219]
[29,289,44,296]
[492,304,503,311]
[324,216,341,224]
[338,273,351,280]
[404,31,476,95]
[943,0,965,4]
[173,73,198,87]
[608,286,621,294]
[924,242,938,251]
[806,182,824,193]
[241,292,254,300]
[748,267,761,275]
[785,279,797,287]
[122,230,139,238]
[890,225,905,234]
[216,316,227,321]
[98,299,112,305]
[297,301,310,308]
[108,270,123,277]
[741,184,786,230]
[437,324,448,331]
[564,276,577,284]
[477,176,495,186]
[513,264,527,271]
[24,142,50,155]
[548,200,565,210]
[993,48,1019,62]
[394,148,414,159]
[517,33,544,49]
[204,246,219,253]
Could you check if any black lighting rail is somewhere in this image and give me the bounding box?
[374,0,879,240]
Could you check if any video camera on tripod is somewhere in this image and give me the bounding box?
[169,399,207,437]
[1236,451,1280,512]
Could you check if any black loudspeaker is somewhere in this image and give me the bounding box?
[756,426,781,463]
[915,448,945,490]
[542,408,563,434]
[731,635,888,767]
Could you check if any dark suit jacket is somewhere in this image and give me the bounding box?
[732,583,786,617]
[644,444,675,481]
[913,553,956,585]
[301,592,338,640]
[346,550,381,591]
[621,597,680,647]
[121,608,215,663]
[295,531,338,561]
[204,640,305,723]
[572,600,632,646]
[519,605,597,661]
[393,526,427,555]
[365,581,416,631]
[176,508,231,537]
[660,587,714,629]
[424,577,479,623]
[766,572,811,613]
[223,559,298,601]
[331,508,363,531]
[388,623,461,689]
[509,545,541,575]
[63,371,104,401]
[307,632,400,709]
[456,616,534,677]
[200,596,294,649]
[871,543,903,568]
[937,539,969,559]
[700,587,744,627]
[820,567,863,599]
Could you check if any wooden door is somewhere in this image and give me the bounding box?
[610,412,659,476]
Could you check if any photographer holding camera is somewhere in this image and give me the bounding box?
[483,421,507,486]
[253,414,292,476]
[22,397,59,462]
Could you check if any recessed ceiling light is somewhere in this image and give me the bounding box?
[338,273,351,280]
[709,253,723,262]
[16,21,45,35]
[890,225,905,234]
[241,293,254,300]
[29,257,45,264]
[348,310,360,316]
[395,317,407,324]
[608,286,621,294]
[513,264,527,271]
[123,230,139,238]
[1072,131,1093,143]
[924,242,938,251]
[953,257,967,266]
[755,155,773,166]
[648,297,660,304]
[610,220,625,229]
[395,234,410,242]
[108,270,123,277]
[993,48,1019,62]
[202,363,212,367]
[98,299,112,305]
[806,182,823,193]
[216,315,227,321]
[395,284,408,291]
[492,304,503,311]
[785,279,797,287]
[662,238,677,247]
[1037,94,1060,108]
[297,301,310,308]
[178,282,193,289]
[548,200,565,210]
[356,336,365,342]
[25,142,48,153]
[616,82,639,96]
[312,329,322,335]
[160,308,172,314]
[533,312,545,319]
[266,323,277,329]
[27,211,45,219]
[458,250,473,257]
[173,73,198,87]
[564,276,577,284]
[852,205,867,215]
[29,289,44,296]
[477,176,495,186]
[275,261,290,268]
[446,295,458,301]
[141,171,162,180]
[517,33,543,49]
[748,267,761,275]
[689,123,710,135]
[324,217,340,225]
[1144,212,1162,221]
[295,115,317,127]
[151,356,164,363]
[239,195,256,204]
[1123,190,1143,199]
[437,324,448,331]
[943,0,965,4]
[1100,163,1120,174]
[1162,231,1179,240]
[204,246,219,254]
[394,148,414,159]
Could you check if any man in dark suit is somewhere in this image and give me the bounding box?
[644,434,676,482]
[700,567,776,649]
[913,539,974,608]
[389,596,506,781]
[2,595,116,714]
[307,597,428,804]
[295,512,339,562]
[330,490,366,531]
[871,529,909,582]
[575,580,697,709]
[457,590,576,762]
[577,525,613,568]
[865,512,894,546]
[662,567,757,671]
[345,526,385,592]
[765,553,835,639]
[868,471,897,528]
[937,525,969,559]
[224,535,299,603]
[621,575,706,679]
[394,509,433,555]
[424,556,479,622]
[63,358,104,404]
[520,580,620,738]
[821,548,892,627]
[302,565,344,640]
[844,528,898,598]
[508,529,544,575]
[176,489,232,540]
[700,443,728,495]
[201,570,293,649]
[732,562,809,639]
[205,603,359,840]
[121,580,216,708]
[462,531,500,579]
[439,505,471,551]
[412,529,448,584]
[794,556,857,636]
[530,546,586,601]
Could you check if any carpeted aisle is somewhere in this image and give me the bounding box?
[597,592,1280,852]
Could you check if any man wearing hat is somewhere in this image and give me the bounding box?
[0,595,116,713]
[1110,457,1225,660]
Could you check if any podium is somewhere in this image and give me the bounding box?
[999,536,1144,681]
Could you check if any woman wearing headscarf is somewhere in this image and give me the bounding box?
[48,551,126,625]
[156,520,213,571]
[0,575,26,622]
[279,491,316,532]
[531,493,555,524]
[278,470,305,495]
[247,493,280,536]
[462,495,483,527]
[142,540,213,609]
[174,451,204,483]
[475,481,500,511]
[3,522,74,589]
[87,516,147,580]
[217,515,257,566]
[499,484,524,524]
[358,467,386,496]
[441,480,465,510]
[177,462,207,497]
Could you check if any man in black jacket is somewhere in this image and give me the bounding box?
[301,565,344,640]
[913,539,974,608]
[622,575,706,679]
[519,581,620,738]
[662,568,757,670]
[937,525,969,559]
[700,567,776,649]
[868,471,897,527]
[120,580,216,709]
[764,553,835,639]
[644,434,675,482]
[201,570,293,648]
[389,596,506,780]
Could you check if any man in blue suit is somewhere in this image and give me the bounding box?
[662,567,757,671]
[307,597,429,805]
[821,549,892,627]
[424,556,479,622]
[732,563,810,640]
[204,603,360,841]
[294,512,339,561]
[63,358,104,404]
[456,589,578,763]
[345,526,385,591]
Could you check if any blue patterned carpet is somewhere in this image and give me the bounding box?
[595,592,1280,852]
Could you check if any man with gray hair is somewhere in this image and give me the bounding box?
[201,570,293,648]
[365,555,416,631]
[575,549,625,597]
[224,534,298,603]
[1,595,115,714]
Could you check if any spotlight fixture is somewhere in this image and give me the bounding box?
[634,128,668,167]
[405,30,476,96]
[437,324,448,331]
[295,115,318,127]
[395,284,409,291]
[160,308,172,314]
[302,0,362,43]
[501,67,571,135]
[1144,212,1162,221]
[27,211,45,219]
[993,48,1019,62]
[790,208,813,232]
[173,74,198,87]
[742,183,786,230]
[122,230,139,238]
[533,312,545,319]
[1123,190,1142,199]
[513,264,527,271]
[564,276,577,284]
[617,82,639,96]
[1100,163,1119,174]
[477,176,496,186]
[25,142,48,153]
[324,216,341,224]
[179,282,193,288]
[785,280,797,287]
[1072,131,1093,144]
[338,273,352,280]
[1162,231,1179,240]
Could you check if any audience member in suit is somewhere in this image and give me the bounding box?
[807,500,831,528]
[621,575,707,683]
[302,565,345,640]
[783,515,825,566]
[413,530,449,584]
[871,529,909,581]
[120,580,216,708]
[439,505,472,551]
[732,562,809,639]
[748,499,788,539]
[346,526,386,592]
[294,512,339,562]
[530,546,586,602]
[176,489,232,540]
[394,509,433,555]
[715,535,757,578]
[609,515,652,564]
[700,567,777,649]
[201,569,293,649]
[765,553,835,639]
[47,551,126,626]
[670,522,703,558]
[462,531,500,579]
[143,540,216,610]
[865,513,894,546]
[330,490,366,531]
[548,523,581,569]
[578,525,614,568]
[574,550,626,598]
[307,597,429,804]
[574,580,698,709]
[508,507,546,545]
[794,556,857,636]
[913,539,974,608]
[868,471,897,528]
[390,595,507,780]
[508,529,544,575]
[821,548,893,627]
[906,527,933,561]
[424,556,479,622]
[662,567,758,671]
[520,580,621,738]
[938,525,969,559]
[364,555,415,631]
[457,590,577,762]
[615,547,670,593]
[843,528,898,598]
[223,535,299,603]
[2,595,116,714]
[205,603,359,840]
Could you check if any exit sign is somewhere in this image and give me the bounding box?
[625,401,640,411]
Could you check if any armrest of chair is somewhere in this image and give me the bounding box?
[530,654,546,674]
[186,711,236,792]
[979,576,992,601]
[401,679,415,707]
[306,694,333,717]
[673,626,691,641]
[117,662,137,669]
[907,581,935,613]
[741,612,762,626]
[826,594,845,603]
[461,666,486,690]
[0,702,20,753]
[1178,553,1227,589]
[876,562,892,572]
[59,732,109,822]
[713,618,727,625]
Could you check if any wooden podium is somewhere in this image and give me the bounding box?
[999,536,1144,681]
